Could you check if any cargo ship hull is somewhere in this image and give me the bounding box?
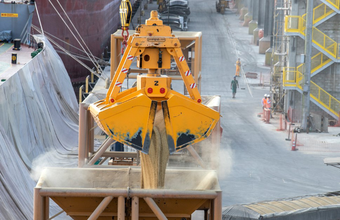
[32,0,123,82]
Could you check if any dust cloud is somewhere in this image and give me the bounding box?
[30,149,77,181]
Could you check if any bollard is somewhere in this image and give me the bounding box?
[262,109,265,121]
[12,53,17,64]
[265,109,270,123]
[291,133,297,151]
[285,123,292,141]
[276,114,285,131]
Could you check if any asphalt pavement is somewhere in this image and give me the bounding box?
[138,0,340,207]
[184,0,340,207]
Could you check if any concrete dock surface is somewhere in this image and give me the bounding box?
[136,0,340,207]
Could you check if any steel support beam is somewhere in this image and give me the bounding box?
[88,196,113,220]
[87,137,115,165]
[144,197,167,220]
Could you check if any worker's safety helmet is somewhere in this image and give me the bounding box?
[267,94,270,98]
[264,94,267,97]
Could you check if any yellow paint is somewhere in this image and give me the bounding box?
[89,11,220,153]
[119,0,132,27]
[1,13,18,18]
[283,68,340,118]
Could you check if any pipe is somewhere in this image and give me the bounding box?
[131,196,139,220]
[39,188,218,199]
[144,197,167,220]
[87,138,115,165]
[78,85,83,103]
[88,196,113,220]
[78,103,87,167]
[102,152,138,158]
[187,145,207,169]
[85,76,89,93]
[118,196,125,220]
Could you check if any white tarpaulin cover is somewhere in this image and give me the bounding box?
[0,35,79,219]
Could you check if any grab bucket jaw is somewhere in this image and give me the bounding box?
[89,88,219,154]
[163,90,220,153]
[89,90,157,153]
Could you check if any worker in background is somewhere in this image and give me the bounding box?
[306,115,312,134]
[265,94,271,109]
[261,94,267,109]
[235,58,241,77]
[266,94,272,116]
[230,76,239,98]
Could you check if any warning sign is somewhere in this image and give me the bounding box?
[1,13,18,18]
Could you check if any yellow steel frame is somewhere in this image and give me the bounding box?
[89,11,219,154]
[283,68,340,117]
[283,2,340,118]
[301,3,335,25]
[105,35,201,105]
[324,0,340,9]
[285,15,337,58]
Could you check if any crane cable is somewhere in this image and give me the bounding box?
[48,0,103,74]
[31,24,104,62]
[31,26,105,81]
[53,0,103,73]
[120,0,132,54]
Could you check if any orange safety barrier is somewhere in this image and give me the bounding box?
[264,109,270,123]
[276,114,286,131]
[261,109,265,121]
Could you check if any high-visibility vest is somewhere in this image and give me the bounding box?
[266,99,271,108]
[262,97,267,107]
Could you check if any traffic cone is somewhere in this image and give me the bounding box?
[291,140,296,151]
[291,133,298,151]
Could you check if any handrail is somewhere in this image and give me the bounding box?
[306,3,335,24]
[285,15,337,58]
[324,0,340,10]
[283,2,340,118]
[283,67,340,118]
[311,52,332,73]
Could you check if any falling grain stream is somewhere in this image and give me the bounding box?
[140,108,169,189]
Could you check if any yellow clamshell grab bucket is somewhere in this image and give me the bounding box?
[89,11,220,154]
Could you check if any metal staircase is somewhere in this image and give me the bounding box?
[283,68,340,119]
[283,2,340,120]
[321,0,340,12]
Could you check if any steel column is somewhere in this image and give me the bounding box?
[78,103,87,167]
[301,0,313,130]
[213,191,222,220]
[131,196,139,220]
[118,196,125,220]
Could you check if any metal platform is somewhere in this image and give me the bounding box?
[34,167,222,220]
